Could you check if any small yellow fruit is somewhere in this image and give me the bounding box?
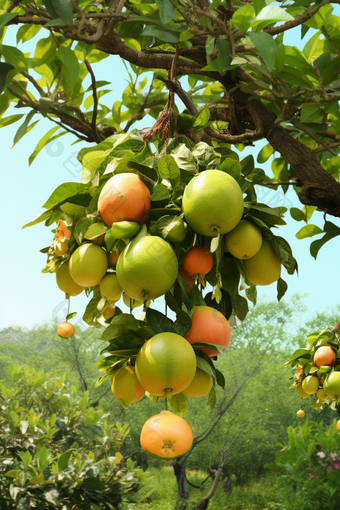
[69,243,108,287]
[224,220,262,259]
[297,409,305,418]
[296,383,309,399]
[56,262,85,297]
[302,375,319,395]
[100,273,122,302]
[57,322,75,338]
[111,366,145,408]
[316,388,327,401]
[123,292,144,309]
[243,240,281,286]
[182,368,213,397]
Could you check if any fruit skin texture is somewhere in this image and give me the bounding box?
[243,240,281,286]
[165,218,186,242]
[111,221,141,240]
[182,368,213,397]
[224,220,262,259]
[108,251,119,268]
[297,409,305,418]
[135,332,196,397]
[111,366,145,408]
[57,322,75,338]
[314,346,336,368]
[337,420,340,431]
[324,372,340,400]
[98,173,151,226]
[56,262,85,297]
[182,246,214,276]
[185,306,231,358]
[69,243,108,288]
[179,266,194,292]
[182,170,244,237]
[317,388,327,401]
[296,383,309,399]
[100,273,122,302]
[140,410,193,459]
[302,375,319,395]
[116,233,178,301]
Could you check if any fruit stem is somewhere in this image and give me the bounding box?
[67,298,70,316]
[165,397,168,410]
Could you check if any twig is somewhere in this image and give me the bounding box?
[265,4,323,36]
[46,114,90,141]
[84,59,100,143]
[21,71,47,97]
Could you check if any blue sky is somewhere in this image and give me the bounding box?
[1,13,340,330]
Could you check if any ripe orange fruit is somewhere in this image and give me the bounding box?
[182,368,213,397]
[297,409,305,418]
[185,306,231,357]
[135,332,196,397]
[179,266,194,292]
[69,243,108,287]
[57,219,71,241]
[111,366,145,408]
[182,246,213,276]
[337,420,340,431]
[182,170,244,237]
[103,304,115,320]
[56,262,85,297]
[140,410,193,459]
[224,219,262,259]
[314,346,336,368]
[98,173,151,226]
[243,240,281,286]
[302,375,319,395]
[57,322,75,338]
[108,251,119,268]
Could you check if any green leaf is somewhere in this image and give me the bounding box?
[155,0,176,24]
[300,103,324,124]
[66,312,77,320]
[289,348,311,362]
[146,308,173,334]
[232,4,255,34]
[217,39,234,75]
[195,351,216,379]
[0,62,15,94]
[166,393,188,416]
[78,396,88,410]
[295,224,323,239]
[17,24,41,44]
[215,369,225,389]
[193,107,210,128]
[251,6,294,30]
[101,313,141,341]
[1,45,27,71]
[205,35,215,55]
[83,477,106,491]
[43,182,88,209]
[158,154,180,188]
[257,143,274,164]
[19,450,32,468]
[39,97,51,117]
[277,277,288,301]
[32,37,57,67]
[58,451,72,471]
[43,0,73,26]
[22,209,53,229]
[0,13,17,30]
[207,386,216,409]
[12,111,35,147]
[248,32,277,70]
[310,232,339,259]
[151,183,170,202]
[58,46,80,96]
[36,445,50,469]
[142,25,183,44]
[290,208,305,221]
[29,127,66,166]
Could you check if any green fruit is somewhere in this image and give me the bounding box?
[296,383,309,399]
[100,273,122,302]
[111,221,141,239]
[69,243,108,287]
[324,372,340,400]
[224,220,262,259]
[302,375,319,395]
[243,240,281,286]
[182,170,244,237]
[123,292,144,309]
[116,227,178,301]
[56,262,85,297]
[164,218,187,243]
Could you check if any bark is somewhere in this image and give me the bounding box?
[173,459,189,500]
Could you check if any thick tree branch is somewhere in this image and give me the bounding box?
[265,4,323,36]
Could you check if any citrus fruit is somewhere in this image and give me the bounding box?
[108,251,119,268]
[57,321,75,338]
[182,246,214,276]
[224,220,262,259]
[103,304,115,320]
[337,420,340,431]
[182,170,244,237]
[57,219,71,241]
[123,292,144,309]
[182,368,213,397]
[243,240,281,286]
[56,262,85,297]
[324,372,340,400]
[179,266,194,292]
[314,346,336,368]
[111,366,145,408]
[100,273,122,302]
[302,375,319,395]
[317,388,327,401]
[69,243,108,288]
[164,218,187,243]
[296,384,309,399]
[54,239,69,257]
[116,229,178,301]
[184,306,231,357]
[105,231,116,252]
[140,410,193,459]
[297,409,305,418]
[135,332,196,397]
[111,221,141,239]
[98,173,151,226]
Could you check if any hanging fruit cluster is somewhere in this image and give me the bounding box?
[285,325,340,419]
[25,132,298,458]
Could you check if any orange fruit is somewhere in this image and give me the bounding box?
[69,243,108,287]
[302,375,319,395]
[57,219,71,241]
[296,384,309,399]
[135,332,196,397]
[56,262,85,297]
[182,170,244,237]
[324,372,340,400]
[108,252,120,268]
[179,266,194,292]
[98,173,151,226]
[314,346,336,368]
[184,306,231,357]
[182,246,213,276]
[57,322,75,338]
[224,219,262,259]
[182,368,213,397]
[140,410,193,459]
[103,304,115,320]
[337,420,340,431]
[297,409,305,418]
[111,366,145,408]
[243,240,281,286]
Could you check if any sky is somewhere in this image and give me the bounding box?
[1,11,340,331]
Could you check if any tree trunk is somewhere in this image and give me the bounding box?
[173,459,189,500]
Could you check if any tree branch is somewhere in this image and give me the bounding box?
[265,4,323,36]
[84,59,100,143]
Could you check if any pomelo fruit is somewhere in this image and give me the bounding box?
[98,173,151,226]
[184,306,231,357]
[314,346,336,368]
[116,228,178,301]
[182,368,213,397]
[164,218,187,243]
[69,243,108,288]
[302,375,319,395]
[140,410,193,459]
[317,388,327,401]
[182,170,244,237]
[296,384,309,399]
[224,219,262,259]
[56,262,85,297]
[243,240,281,286]
[135,332,196,397]
[100,273,122,302]
[324,372,340,400]
[182,246,213,276]
[111,366,145,408]
[57,321,75,338]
